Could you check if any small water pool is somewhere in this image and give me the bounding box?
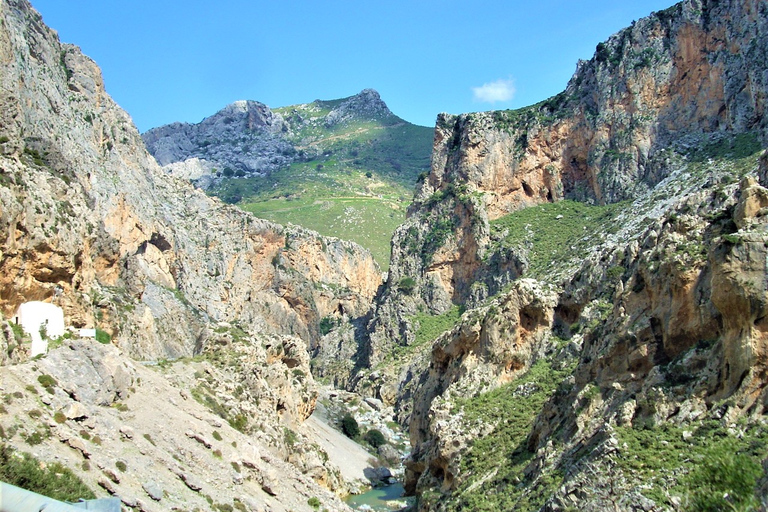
[345,483,412,511]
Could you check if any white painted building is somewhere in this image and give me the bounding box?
[13,301,65,356]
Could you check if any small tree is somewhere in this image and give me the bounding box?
[363,429,386,449]
[340,413,359,439]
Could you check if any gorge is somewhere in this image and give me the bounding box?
[2,0,768,511]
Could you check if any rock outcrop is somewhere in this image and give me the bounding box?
[0,1,383,508]
[359,0,768,382]
[0,337,354,512]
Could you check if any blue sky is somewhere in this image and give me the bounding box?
[32,0,676,131]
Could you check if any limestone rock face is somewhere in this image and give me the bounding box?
[0,0,381,361]
[356,1,768,509]
[403,159,768,509]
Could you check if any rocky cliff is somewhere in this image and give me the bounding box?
[359,0,768,371]
[0,0,381,360]
[350,0,768,509]
[0,0,384,508]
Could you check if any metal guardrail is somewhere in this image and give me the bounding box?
[0,482,120,512]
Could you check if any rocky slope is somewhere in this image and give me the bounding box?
[359,0,768,375]
[143,89,402,189]
[0,0,381,360]
[0,330,357,512]
[0,0,386,509]
[142,88,432,192]
[347,0,768,509]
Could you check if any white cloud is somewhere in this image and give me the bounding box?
[472,78,516,103]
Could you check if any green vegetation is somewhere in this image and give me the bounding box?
[489,199,628,279]
[492,93,570,134]
[94,328,111,344]
[209,99,433,270]
[23,147,46,167]
[307,496,322,509]
[283,427,299,448]
[37,374,56,388]
[383,306,464,366]
[615,419,767,509]
[0,443,95,502]
[319,316,337,336]
[441,359,575,512]
[412,306,463,348]
[36,374,56,396]
[397,277,417,295]
[341,413,360,439]
[684,132,763,179]
[363,429,387,449]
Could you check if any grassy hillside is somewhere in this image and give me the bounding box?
[211,101,433,269]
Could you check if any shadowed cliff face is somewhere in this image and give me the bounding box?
[0,0,381,360]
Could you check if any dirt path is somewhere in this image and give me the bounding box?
[302,402,373,485]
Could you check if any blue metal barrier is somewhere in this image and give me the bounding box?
[0,482,120,512]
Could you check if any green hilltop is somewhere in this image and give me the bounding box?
[200,91,434,269]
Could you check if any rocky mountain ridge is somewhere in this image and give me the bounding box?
[0,0,382,360]
[142,88,407,190]
[142,88,433,269]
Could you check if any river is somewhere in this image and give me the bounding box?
[344,483,413,511]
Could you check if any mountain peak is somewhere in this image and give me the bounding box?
[323,88,396,126]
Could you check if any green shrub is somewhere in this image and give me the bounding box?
[308,496,321,509]
[53,411,67,424]
[115,460,127,472]
[10,323,25,342]
[606,266,625,280]
[212,430,223,441]
[23,430,45,445]
[228,414,248,433]
[0,444,95,501]
[94,328,111,344]
[319,316,337,336]
[37,375,57,388]
[398,277,417,295]
[341,413,360,439]
[363,429,387,449]
[683,442,761,512]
